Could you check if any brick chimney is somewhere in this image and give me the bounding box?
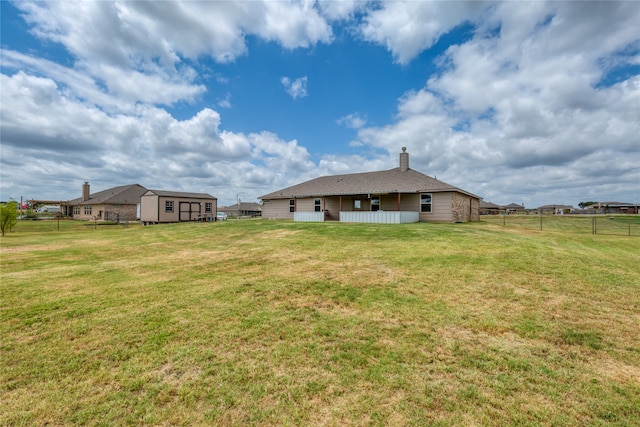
[82,182,90,202]
[399,147,409,172]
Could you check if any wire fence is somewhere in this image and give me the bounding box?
[9,218,134,234]
[481,214,640,236]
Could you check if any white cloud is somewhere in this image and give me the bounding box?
[0,70,313,204]
[2,0,639,208]
[337,113,367,129]
[350,1,640,207]
[359,1,487,64]
[281,76,308,99]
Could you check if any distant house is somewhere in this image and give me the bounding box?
[536,204,574,215]
[140,190,217,225]
[219,202,262,218]
[480,201,504,215]
[591,202,639,214]
[260,148,481,223]
[504,203,526,214]
[61,182,147,221]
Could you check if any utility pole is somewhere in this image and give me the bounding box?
[236,192,244,219]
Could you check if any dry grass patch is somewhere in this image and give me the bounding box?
[2,219,639,426]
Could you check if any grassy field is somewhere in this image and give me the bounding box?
[1,219,639,426]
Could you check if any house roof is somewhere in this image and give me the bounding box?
[143,190,216,199]
[67,184,148,205]
[504,203,525,209]
[480,200,503,209]
[260,167,480,200]
[220,202,262,211]
[595,201,638,207]
[537,204,574,210]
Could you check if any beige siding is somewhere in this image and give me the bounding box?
[140,195,160,222]
[417,192,452,222]
[262,199,294,219]
[296,197,320,213]
[323,198,341,220]
[142,195,216,223]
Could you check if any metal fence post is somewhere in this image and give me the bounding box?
[540,212,542,231]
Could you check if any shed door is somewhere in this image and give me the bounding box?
[179,202,201,221]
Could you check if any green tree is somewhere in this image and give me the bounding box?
[0,200,19,236]
[578,201,597,209]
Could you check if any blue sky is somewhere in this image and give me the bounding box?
[1,1,639,207]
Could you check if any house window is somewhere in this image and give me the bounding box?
[371,196,380,211]
[73,206,80,215]
[314,198,321,212]
[354,199,361,210]
[165,201,174,213]
[289,199,295,213]
[205,202,212,213]
[84,205,92,215]
[420,194,432,213]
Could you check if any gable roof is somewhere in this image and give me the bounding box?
[504,203,525,209]
[260,167,479,200]
[220,202,262,211]
[67,184,148,205]
[480,200,503,209]
[143,189,216,199]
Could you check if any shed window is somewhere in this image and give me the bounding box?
[165,201,174,213]
[371,196,380,211]
[205,202,213,213]
[289,199,295,213]
[314,198,321,212]
[420,194,432,213]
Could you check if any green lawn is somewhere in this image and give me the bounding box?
[1,219,639,426]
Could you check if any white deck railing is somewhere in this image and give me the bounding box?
[294,211,325,222]
[339,211,419,224]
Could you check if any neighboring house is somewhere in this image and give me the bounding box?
[61,182,148,221]
[219,202,262,217]
[260,148,481,223]
[504,203,526,214]
[140,190,217,225]
[536,204,574,215]
[480,201,504,215]
[591,202,639,214]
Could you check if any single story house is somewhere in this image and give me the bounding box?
[61,182,148,221]
[140,190,217,225]
[260,148,481,223]
[504,203,526,214]
[591,202,639,214]
[219,202,263,218]
[480,201,504,215]
[536,204,574,215]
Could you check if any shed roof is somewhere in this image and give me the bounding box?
[67,184,147,205]
[260,167,479,200]
[143,189,216,200]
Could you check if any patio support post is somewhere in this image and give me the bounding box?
[397,193,401,211]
